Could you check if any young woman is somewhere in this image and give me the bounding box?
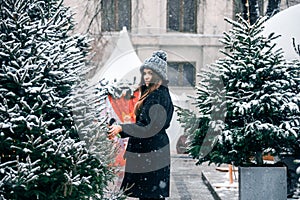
[109,50,174,200]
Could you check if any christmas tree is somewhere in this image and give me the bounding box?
[291,39,300,199]
[184,15,299,166]
[0,0,118,199]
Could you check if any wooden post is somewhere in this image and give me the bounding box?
[229,164,233,184]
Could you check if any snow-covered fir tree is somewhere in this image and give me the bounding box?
[0,0,120,199]
[184,15,300,166]
[291,40,300,199]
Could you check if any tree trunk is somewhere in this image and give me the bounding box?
[266,0,281,17]
[255,151,264,166]
[240,0,260,25]
[241,0,249,21]
[248,0,260,24]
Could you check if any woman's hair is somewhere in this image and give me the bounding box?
[134,69,165,116]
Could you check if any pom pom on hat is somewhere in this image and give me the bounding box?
[140,50,168,81]
[152,50,167,61]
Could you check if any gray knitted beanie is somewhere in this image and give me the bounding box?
[140,50,168,81]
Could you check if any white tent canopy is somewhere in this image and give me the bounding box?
[89,27,141,86]
[262,4,300,60]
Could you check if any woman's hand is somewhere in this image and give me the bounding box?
[108,124,122,139]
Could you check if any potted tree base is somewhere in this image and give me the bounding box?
[239,166,287,200]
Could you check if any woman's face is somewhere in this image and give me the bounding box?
[143,68,153,86]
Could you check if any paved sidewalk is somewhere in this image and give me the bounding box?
[171,154,239,200]
[123,154,217,200]
[169,154,216,200]
[201,163,239,200]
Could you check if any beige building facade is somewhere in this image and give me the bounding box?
[64,0,234,102]
[64,0,299,103]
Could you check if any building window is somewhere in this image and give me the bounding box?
[167,0,197,33]
[168,62,196,87]
[101,0,131,31]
